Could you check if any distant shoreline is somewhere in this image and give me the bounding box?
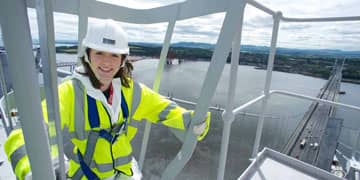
[52,45,360,85]
[128,57,360,85]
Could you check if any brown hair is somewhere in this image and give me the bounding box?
[77,48,133,89]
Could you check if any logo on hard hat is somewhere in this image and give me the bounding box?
[102,38,116,45]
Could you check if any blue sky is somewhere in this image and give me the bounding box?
[1,0,360,51]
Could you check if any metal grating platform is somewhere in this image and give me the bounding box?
[239,148,344,180]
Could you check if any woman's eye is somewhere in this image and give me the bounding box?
[95,52,103,55]
[112,54,119,58]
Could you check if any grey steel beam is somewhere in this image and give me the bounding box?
[77,0,88,53]
[0,0,55,179]
[35,0,66,179]
[139,4,181,170]
[217,2,246,179]
[26,0,360,25]
[161,0,247,179]
[26,0,226,24]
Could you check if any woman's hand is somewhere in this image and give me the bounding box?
[193,112,210,141]
[193,121,207,135]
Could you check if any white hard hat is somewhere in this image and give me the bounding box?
[82,19,129,55]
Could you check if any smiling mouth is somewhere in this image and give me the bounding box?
[99,67,112,73]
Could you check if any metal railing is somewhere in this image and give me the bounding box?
[0,1,55,179]
[1,0,360,179]
[0,53,13,136]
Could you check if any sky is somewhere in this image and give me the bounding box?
[0,0,359,51]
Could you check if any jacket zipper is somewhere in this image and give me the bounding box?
[102,104,116,171]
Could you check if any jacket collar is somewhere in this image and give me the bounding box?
[72,66,122,124]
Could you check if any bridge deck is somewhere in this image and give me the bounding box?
[282,61,343,170]
[316,117,343,171]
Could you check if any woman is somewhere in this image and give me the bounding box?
[4,19,210,179]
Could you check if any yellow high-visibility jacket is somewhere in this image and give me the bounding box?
[4,74,210,180]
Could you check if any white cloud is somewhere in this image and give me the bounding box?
[54,13,79,40]
[23,8,79,42]
[260,0,359,17]
[241,0,360,51]
[0,0,359,51]
[172,13,225,44]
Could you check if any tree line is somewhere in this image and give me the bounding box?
[56,45,360,83]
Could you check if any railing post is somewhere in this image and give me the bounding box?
[251,11,281,158]
[0,53,12,136]
[139,4,181,169]
[77,0,89,59]
[0,0,55,179]
[217,3,245,180]
[356,171,360,180]
[35,0,66,179]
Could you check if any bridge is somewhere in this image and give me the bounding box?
[282,60,344,171]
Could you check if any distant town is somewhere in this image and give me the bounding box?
[55,42,360,84]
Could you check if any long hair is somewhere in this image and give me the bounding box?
[77,48,133,89]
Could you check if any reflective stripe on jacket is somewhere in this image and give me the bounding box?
[4,77,210,179]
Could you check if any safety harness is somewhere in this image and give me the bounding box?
[76,88,129,180]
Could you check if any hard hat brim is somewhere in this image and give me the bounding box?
[82,41,129,55]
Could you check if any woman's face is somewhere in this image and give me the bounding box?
[88,49,123,87]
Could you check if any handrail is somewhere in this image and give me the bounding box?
[230,90,360,117]
[281,16,360,22]
[233,95,266,115]
[169,96,224,111]
[269,90,360,111]
[170,95,304,119]
[35,0,66,178]
[0,0,55,179]
[246,0,276,16]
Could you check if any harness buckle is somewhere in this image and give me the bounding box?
[110,122,126,143]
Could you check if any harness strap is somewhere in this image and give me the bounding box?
[87,94,128,142]
[121,91,129,119]
[87,95,100,128]
[76,82,130,179]
[77,149,100,180]
[70,79,141,179]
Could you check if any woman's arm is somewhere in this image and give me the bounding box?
[3,80,73,180]
[131,82,210,140]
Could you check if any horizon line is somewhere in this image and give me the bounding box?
[45,40,360,53]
